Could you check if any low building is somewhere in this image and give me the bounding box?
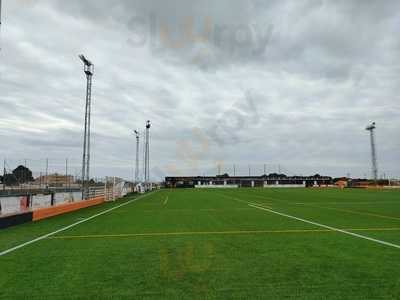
[35,174,74,187]
[165,175,333,188]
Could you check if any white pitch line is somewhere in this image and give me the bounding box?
[163,196,169,205]
[0,192,155,257]
[249,204,400,250]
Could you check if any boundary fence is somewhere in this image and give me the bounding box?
[0,180,133,217]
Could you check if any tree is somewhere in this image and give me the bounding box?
[3,173,18,186]
[268,173,287,178]
[12,165,34,184]
[217,173,230,178]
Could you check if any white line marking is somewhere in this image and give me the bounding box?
[247,191,400,222]
[163,196,169,205]
[0,192,155,257]
[249,204,400,250]
[248,202,271,208]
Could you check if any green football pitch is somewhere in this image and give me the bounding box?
[1,188,400,299]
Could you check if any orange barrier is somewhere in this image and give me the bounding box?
[32,196,105,221]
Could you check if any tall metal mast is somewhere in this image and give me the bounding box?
[134,130,140,183]
[144,120,151,185]
[366,122,378,181]
[0,0,3,51]
[79,55,94,199]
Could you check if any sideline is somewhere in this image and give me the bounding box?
[0,192,155,257]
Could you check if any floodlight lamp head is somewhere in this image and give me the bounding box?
[146,120,151,129]
[366,122,376,131]
[79,54,92,67]
[79,54,94,76]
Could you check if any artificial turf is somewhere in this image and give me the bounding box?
[1,188,400,299]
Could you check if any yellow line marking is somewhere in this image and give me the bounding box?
[49,228,400,240]
[139,208,256,213]
[198,208,255,212]
[0,191,157,257]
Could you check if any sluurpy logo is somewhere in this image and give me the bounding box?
[126,14,274,66]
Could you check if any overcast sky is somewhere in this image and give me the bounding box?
[1,0,399,180]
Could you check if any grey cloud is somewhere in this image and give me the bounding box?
[0,0,399,180]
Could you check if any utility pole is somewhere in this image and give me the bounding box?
[134,130,140,183]
[264,164,266,175]
[79,55,94,199]
[366,122,378,181]
[233,164,236,177]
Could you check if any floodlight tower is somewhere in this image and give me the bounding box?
[79,55,94,199]
[142,129,146,181]
[134,130,140,183]
[144,120,151,186]
[0,0,3,51]
[366,122,378,181]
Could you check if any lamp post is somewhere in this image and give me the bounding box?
[134,130,140,183]
[144,121,151,188]
[79,55,94,200]
[0,0,3,51]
